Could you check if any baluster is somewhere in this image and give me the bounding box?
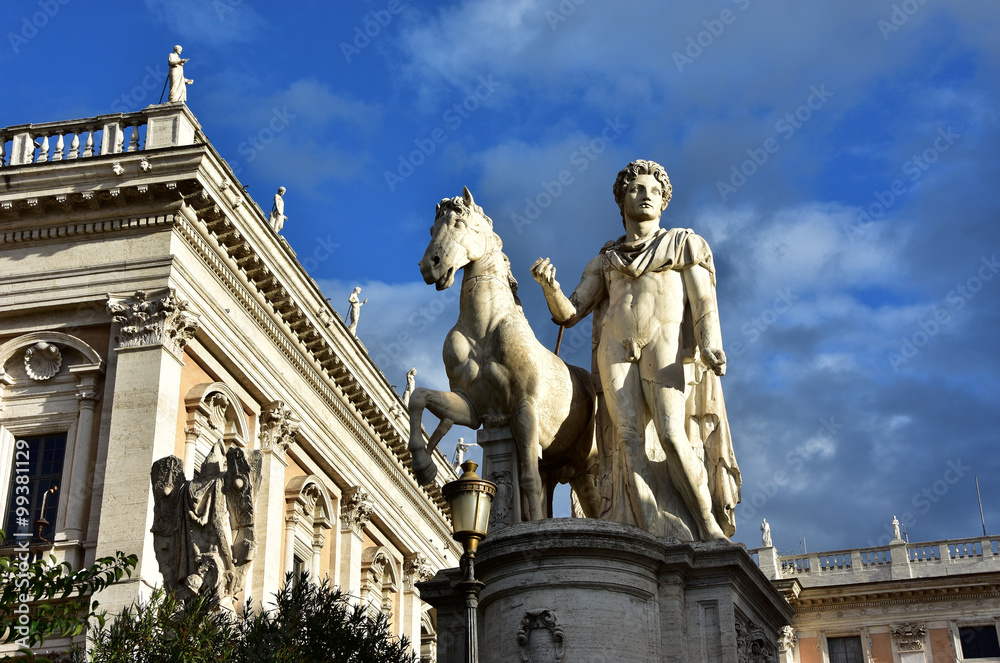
[82,129,95,157]
[37,135,50,163]
[68,133,80,159]
[115,127,125,153]
[0,139,5,167]
[127,122,141,152]
[53,133,65,161]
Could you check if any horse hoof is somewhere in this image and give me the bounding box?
[411,454,438,485]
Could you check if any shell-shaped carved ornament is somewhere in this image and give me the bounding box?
[24,342,62,380]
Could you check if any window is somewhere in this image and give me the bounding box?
[828,636,864,663]
[4,433,66,543]
[960,625,1000,658]
[292,555,305,586]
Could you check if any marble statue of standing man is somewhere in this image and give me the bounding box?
[167,45,193,103]
[346,287,367,336]
[761,518,772,547]
[402,367,417,406]
[531,159,740,542]
[269,186,287,232]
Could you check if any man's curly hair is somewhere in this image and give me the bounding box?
[612,159,672,226]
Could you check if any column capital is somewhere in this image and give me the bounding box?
[403,553,434,591]
[340,486,374,534]
[890,623,926,652]
[107,289,200,357]
[259,400,301,457]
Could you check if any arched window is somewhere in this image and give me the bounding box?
[183,382,250,478]
[361,545,399,621]
[0,332,103,550]
[283,476,333,582]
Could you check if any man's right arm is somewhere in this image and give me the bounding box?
[530,255,604,327]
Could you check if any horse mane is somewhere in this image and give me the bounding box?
[435,195,521,307]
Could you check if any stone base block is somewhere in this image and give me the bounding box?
[420,519,792,663]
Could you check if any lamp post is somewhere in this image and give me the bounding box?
[441,460,496,663]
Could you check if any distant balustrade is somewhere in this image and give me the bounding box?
[0,111,151,167]
[756,535,1000,585]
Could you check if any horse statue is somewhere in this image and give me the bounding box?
[407,187,599,521]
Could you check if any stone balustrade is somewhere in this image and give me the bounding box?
[0,103,201,167]
[753,535,1000,586]
[0,113,145,167]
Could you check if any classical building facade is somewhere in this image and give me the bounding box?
[0,103,459,658]
[751,533,1000,663]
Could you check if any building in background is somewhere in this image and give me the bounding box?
[751,529,1000,663]
[0,102,458,660]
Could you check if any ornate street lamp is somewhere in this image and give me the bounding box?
[441,460,496,663]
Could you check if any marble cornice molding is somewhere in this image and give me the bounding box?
[0,181,189,229]
[791,578,1000,612]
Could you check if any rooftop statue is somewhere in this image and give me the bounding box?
[269,186,287,232]
[346,287,367,336]
[402,367,417,406]
[167,45,193,103]
[406,187,600,521]
[531,160,740,541]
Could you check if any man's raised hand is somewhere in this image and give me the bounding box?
[531,257,560,292]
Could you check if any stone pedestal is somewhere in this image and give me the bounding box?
[477,426,520,531]
[419,519,793,663]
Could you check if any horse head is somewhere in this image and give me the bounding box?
[419,186,497,291]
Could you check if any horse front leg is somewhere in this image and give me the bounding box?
[407,387,479,485]
[510,402,545,520]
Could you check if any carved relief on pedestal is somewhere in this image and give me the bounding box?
[107,289,200,356]
[24,341,62,380]
[340,486,374,534]
[891,623,927,652]
[517,609,565,663]
[488,469,513,529]
[259,400,301,456]
[735,613,776,663]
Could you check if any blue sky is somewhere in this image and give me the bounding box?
[3,0,998,553]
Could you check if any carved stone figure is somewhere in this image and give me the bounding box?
[150,442,263,609]
[346,287,367,336]
[407,187,599,521]
[402,367,417,406]
[268,186,287,232]
[531,160,740,541]
[167,45,193,103]
[761,518,772,547]
[892,515,902,540]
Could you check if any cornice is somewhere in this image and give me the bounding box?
[791,574,1000,612]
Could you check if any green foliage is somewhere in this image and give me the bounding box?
[0,530,137,658]
[80,573,417,663]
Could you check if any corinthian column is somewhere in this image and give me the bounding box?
[339,486,374,603]
[92,289,200,615]
[250,400,300,608]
